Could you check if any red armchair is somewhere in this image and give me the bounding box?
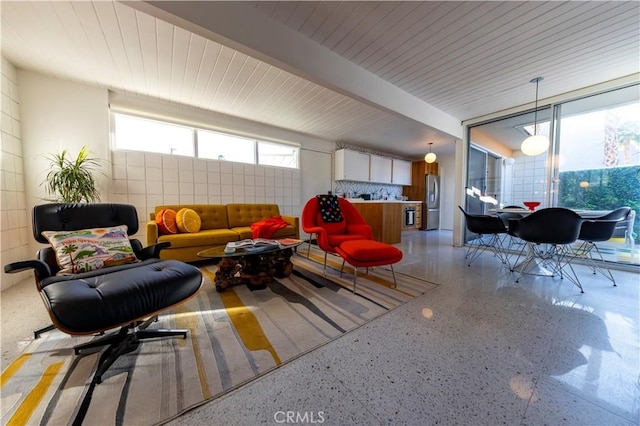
[302,197,373,270]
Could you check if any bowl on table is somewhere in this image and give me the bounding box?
[523,201,541,211]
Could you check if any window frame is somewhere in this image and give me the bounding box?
[110,111,300,169]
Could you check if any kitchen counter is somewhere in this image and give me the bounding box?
[348,200,423,244]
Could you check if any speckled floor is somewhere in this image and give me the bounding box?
[2,230,639,425]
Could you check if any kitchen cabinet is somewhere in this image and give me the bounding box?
[426,161,439,176]
[392,159,412,185]
[369,155,392,184]
[351,202,403,244]
[335,149,413,186]
[335,149,370,181]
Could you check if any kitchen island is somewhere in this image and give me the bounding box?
[346,199,422,244]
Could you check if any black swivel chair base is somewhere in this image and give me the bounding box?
[74,315,189,385]
[35,324,106,339]
[34,324,56,339]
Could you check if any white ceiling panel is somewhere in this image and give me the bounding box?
[2,1,639,159]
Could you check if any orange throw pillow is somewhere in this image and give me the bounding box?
[176,208,202,233]
[156,209,178,235]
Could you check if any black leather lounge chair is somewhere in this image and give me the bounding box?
[4,203,203,386]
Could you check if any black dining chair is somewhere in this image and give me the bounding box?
[611,209,636,244]
[574,207,631,286]
[458,206,509,267]
[508,208,585,292]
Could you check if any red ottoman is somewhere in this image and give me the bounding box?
[335,240,403,293]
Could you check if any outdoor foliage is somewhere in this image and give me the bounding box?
[559,165,640,242]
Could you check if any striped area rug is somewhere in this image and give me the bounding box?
[1,248,437,425]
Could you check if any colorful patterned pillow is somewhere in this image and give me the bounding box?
[176,208,202,233]
[156,208,178,234]
[316,194,344,223]
[42,225,138,275]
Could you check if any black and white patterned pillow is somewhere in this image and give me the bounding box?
[316,194,344,223]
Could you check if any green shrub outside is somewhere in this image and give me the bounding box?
[558,165,640,243]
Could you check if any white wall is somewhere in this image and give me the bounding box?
[17,70,111,257]
[3,67,336,273]
[437,152,456,231]
[0,58,30,290]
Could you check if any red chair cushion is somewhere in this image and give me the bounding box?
[337,240,403,266]
[327,234,369,247]
[315,212,347,234]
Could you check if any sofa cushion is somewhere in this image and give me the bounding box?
[155,204,228,230]
[226,204,281,228]
[42,225,138,275]
[156,208,178,234]
[157,228,240,248]
[176,208,202,233]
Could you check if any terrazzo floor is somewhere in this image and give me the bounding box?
[2,230,639,425]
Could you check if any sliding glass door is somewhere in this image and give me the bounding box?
[552,85,639,264]
[466,83,639,266]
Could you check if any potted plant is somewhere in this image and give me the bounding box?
[43,145,101,203]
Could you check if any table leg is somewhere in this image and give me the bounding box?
[214,257,242,292]
[214,248,298,292]
[272,248,295,278]
[239,254,274,290]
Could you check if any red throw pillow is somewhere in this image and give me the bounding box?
[156,208,178,234]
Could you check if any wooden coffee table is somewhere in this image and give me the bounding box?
[197,241,303,292]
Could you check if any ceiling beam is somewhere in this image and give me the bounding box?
[128,1,463,140]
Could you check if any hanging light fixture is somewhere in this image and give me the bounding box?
[521,77,549,156]
[424,142,437,163]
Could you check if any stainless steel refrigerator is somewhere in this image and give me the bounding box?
[425,174,440,230]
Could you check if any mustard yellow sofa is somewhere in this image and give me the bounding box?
[146,204,300,262]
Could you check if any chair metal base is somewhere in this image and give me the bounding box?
[340,259,398,294]
[74,316,188,385]
[572,241,617,286]
[464,233,509,267]
[306,235,332,275]
[34,324,56,339]
[512,243,584,293]
[306,234,315,259]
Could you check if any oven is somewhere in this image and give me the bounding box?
[404,206,416,227]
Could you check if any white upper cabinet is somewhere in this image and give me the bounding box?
[392,159,412,185]
[335,149,370,181]
[335,149,411,185]
[369,155,392,184]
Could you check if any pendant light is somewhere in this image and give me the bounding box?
[521,77,549,156]
[424,143,436,163]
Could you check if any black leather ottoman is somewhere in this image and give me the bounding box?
[39,259,203,385]
[41,259,202,334]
